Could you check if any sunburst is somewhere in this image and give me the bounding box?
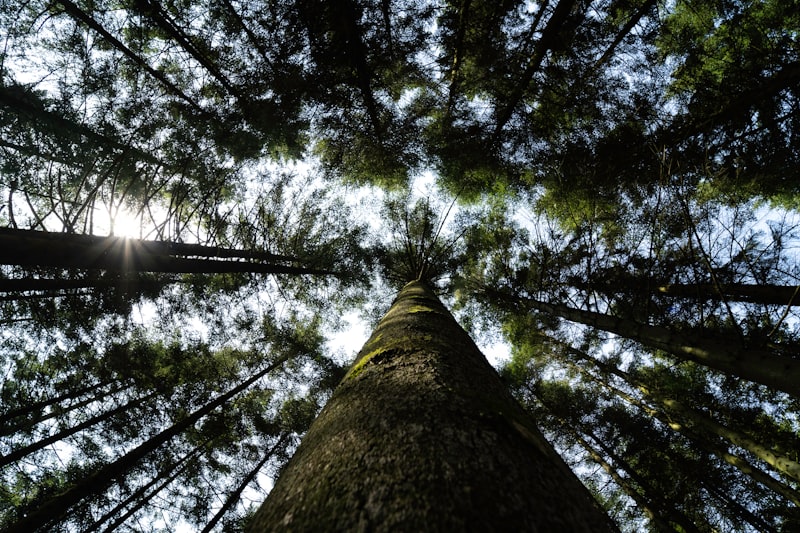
[108,206,143,238]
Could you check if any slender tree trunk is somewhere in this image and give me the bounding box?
[654,282,800,306]
[537,395,702,532]
[492,0,579,136]
[87,442,207,532]
[559,342,800,484]
[1,383,131,437]
[132,0,242,98]
[579,277,800,307]
[702,440,800,508]
[444,0,472,115]
[516,295,800,397]
[0,381,112,427]
[0,228,334,275]
[569,430,687,533]
[201,434,288,533]
[518,330,800,509]
[654,397,800,483]
[702,480,778,533]
[96,448,200,533]
[6,355,291,532]
[592,0,658,70]
[0,392,156,467]
[0,275,177,295]
[0,85,158,163]
[249,281,615,531]
[579,365,800,507]
[55,0,203,112]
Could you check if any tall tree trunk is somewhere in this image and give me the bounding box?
[0,392,157,467]
[0,276,175,296]
[581,366,800,507]
[492,0,579,137]
[55,0,203,112]
[653,282,800,306]
[200,434,288,533]
[0,228,333,276]
[1,383,131,437]
[569,428,693,532]
[0,84,159,164]
[592,0,658,70]
[529,331,800,506]
[6,354,291,532]
[558,341,800,484]
[577,277,800,307]
[702,480,778,533]
[0,381,114,429]
[86,442,207,532]
[249,281,615,531]
[516,295,800,397]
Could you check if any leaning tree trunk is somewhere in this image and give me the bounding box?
[7,353,292,532]
[517,296,800,397]
[249,281,615,531]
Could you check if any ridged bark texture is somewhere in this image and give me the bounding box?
[249,281,615,531]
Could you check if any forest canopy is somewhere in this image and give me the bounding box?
[1,0,799,530]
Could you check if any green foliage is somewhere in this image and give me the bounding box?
[2,0,800,529]
[376,192,468,289]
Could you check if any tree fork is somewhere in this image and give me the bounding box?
[249,281,615,531]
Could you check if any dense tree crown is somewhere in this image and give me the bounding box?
[1,0,799,530]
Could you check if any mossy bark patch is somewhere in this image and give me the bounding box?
[249,281,616,532]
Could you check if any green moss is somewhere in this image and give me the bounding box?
[406,304,436,313]
[385,303,440,320]
[347,346,388,380]
[345,330,434,381]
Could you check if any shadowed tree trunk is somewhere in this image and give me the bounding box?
[574,277,800,307]
[1,383,131,437]
[0,381,114,430]
[0,392,157,467]
[0,228,334,276]
[249,280,615,531]
[511,294,800,397]
[568,429,693,533]
[583,369,800,507]
[54,0,203,112]
[552,339,800,485]
[6,353,292,533]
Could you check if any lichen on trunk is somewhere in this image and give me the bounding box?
[249,281,615,531]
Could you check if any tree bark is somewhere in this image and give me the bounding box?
[578,277,800,307]
[249,280,615,531]
[654,282,800,306]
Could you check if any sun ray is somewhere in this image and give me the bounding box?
[108,206,143,238]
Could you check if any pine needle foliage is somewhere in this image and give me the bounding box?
[377,193,467,289]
